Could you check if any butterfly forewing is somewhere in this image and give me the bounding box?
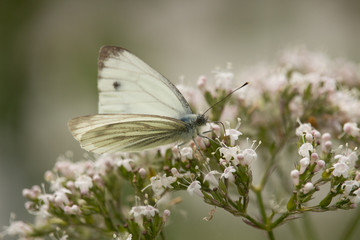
[98,46,193,118]
[68,46,208,154]
[69,114,190,153]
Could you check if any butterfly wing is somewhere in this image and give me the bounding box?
[98,46,193,118]
[68,114,191,153]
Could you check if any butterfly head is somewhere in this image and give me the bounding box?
[195,114,208,127]
[180,114,207,127]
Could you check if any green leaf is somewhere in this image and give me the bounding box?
[287,195,297,211]
[319,193,333,208]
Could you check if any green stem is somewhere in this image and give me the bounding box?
[160,230,166,240]
[254,188,267,222]
[253,186,275,239]
[271,213,291,229]
[267,230,275,240]
[259,154,276,189]
[244,214,265,229]
[302,212,318,240]
[342,207,360,240]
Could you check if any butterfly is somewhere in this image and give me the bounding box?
[68,46,208,154]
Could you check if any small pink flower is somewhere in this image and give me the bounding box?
[343,122,360,137]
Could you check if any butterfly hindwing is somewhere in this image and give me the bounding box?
[68,114,190,153]
[98,46,193,118]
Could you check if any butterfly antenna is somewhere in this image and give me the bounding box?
[202,82,249,116]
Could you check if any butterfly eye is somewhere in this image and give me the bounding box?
[113,81,121,90]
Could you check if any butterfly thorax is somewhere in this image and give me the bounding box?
[180,114,207,135]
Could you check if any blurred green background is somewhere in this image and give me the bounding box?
[1,0,360,239]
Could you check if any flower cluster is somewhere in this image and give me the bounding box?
[3,46,360,240]
[3,151,173,240]
[288,122,360,212]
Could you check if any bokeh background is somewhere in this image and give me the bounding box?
[1,0,360,239]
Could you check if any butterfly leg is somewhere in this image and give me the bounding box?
[192,137,207,160]
[198,133,220,146]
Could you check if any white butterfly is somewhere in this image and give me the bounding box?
[68,46,208,154]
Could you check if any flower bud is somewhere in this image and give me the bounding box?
[138,168,147,179]
[322,133,331,142]
[310,153,319,163]
[305,133,313,142]
[303,182,314,194]
[197,75,207,91]
[290,170,300,186]
[163,209,171,222]
[314,160,325,172]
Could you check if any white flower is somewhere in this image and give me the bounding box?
[332,162,350,178]
[49,176,67,191]
[55,159,92,179]
[290,170,300,185]
[129,205,159,224]
[150,174,177,196]
[22,185,41,200]
[219,147,239,162]
[299,157,310,174]
[53,188,71,208]
[64,205,81,215]
[116,158,134,171]
[37,193,53,217]
[335,152,357,169]
[171,168,183,178]
[298,143,314,157]
[221,166,236,181]
[180,147,193,160]
[75,175,93,194]
[225,128,242,146]
[160,175,177,188]
[241,148,257,165]
[296,123,312,136]
[187,180,203,197]
[352,188,360,204]
[204,170,220,189]
[342,180,360,196]
[95,154,115,174]
[214,70,234,90]
[303,182,314,194]
[2,220,32,237]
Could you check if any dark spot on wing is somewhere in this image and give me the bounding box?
[113,81,121,90]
